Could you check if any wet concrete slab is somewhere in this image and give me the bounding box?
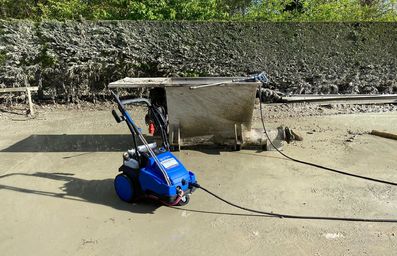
[0,109,397,255]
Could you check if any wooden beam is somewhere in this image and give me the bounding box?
[108,77,252,89]
[371,130,397,141]
[0,87,39,93]
[108,78,170,88]
[0,87,38,116]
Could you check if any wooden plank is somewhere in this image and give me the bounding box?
[0,87,39,93]
[108,77,252,89]
[0,87,38,116]
[370,130,397,141]
[108,77,170,88]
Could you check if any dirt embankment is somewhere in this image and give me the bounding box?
[1,21,396,101]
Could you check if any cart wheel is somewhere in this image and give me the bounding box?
[114,174,134,203]
[177,194,190,206]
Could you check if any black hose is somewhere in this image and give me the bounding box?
[192,183,397,223]
[187,75,397,223]
[258,83,397,186]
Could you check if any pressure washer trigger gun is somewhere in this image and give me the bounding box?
[253,72,269,85]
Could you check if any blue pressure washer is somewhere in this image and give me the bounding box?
[111,91,197,206]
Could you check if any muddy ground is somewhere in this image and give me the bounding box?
[0,103,397,255]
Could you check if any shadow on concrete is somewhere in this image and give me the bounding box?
[2,172,395,222]
[0,171,276,218]
[1,134,243,155]
[1,134,146,152]
[0,172,160,214]
[180,145,226,155]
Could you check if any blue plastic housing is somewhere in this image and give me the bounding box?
[139,151,196,198]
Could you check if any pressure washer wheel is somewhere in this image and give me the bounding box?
[177,194,190,206]
[114,174,134,203]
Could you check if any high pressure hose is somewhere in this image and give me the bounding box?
[256,73,397,187]
[191,183,397,223]
[189,72,397,223]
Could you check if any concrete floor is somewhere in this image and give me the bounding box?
[0,108,397,255]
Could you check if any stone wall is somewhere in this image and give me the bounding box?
[0,21,396,101]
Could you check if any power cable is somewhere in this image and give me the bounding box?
[256,73,397,186]
[192,183,397,223]
[189,72,397,223]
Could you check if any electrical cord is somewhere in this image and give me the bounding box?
[192,183,397,223]
[257,76,397,187]
[188,72,397,223]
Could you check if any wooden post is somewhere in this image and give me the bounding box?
[26,88,34,116]
[0,87,38,116]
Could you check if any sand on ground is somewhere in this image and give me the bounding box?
[0,104,397,256]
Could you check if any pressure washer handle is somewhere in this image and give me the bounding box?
[112,109,125,123]
[111,91,141,134]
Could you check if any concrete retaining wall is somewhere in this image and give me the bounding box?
[0,21,396,101]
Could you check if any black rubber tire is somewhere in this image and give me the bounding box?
[177,194,190,206]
